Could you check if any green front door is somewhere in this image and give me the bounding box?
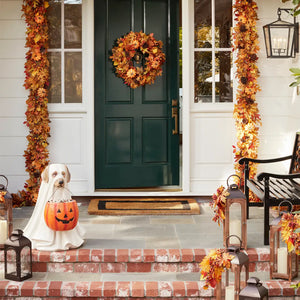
[94,0,179,189]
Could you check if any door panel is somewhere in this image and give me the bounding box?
[94,0,179,189]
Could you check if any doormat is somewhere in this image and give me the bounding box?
[88,198,200,215]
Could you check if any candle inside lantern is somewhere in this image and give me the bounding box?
[0,219,8,244]
[277,247,288,274]
[225,285,235,300]
[229,219,241,244]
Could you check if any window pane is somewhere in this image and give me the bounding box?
[64,0,82,48]
[215,51,232,102]
[65,52,82,103]
[48,0,61,48]
[215,0,232,48]
[194,51,212,103]
[48,52,61,103]
[194,0,212,48]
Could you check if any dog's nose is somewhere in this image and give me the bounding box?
[58,180,64,186]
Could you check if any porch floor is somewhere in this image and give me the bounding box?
[1,197,300,299]
[12,197,267,250]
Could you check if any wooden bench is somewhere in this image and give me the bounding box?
[239,132,300,245]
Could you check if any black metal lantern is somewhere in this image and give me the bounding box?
[239,277,268,299]
[263,8,299,58]
[4,229,32,281]
[0,175,13,249]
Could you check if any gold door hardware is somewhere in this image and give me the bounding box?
[172,99,178,135]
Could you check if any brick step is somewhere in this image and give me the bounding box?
[0,248,271,274]
[1,248,298,299]
[0,278,299,299]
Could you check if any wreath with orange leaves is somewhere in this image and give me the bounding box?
[110,31,166,89]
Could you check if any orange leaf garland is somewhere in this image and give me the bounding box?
[199,248,233,289]
[22,0,50,205]
[210,185,230,225]
[280,213,300,254]
[232,0,261,201]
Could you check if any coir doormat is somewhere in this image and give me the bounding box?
[88,198,200,215]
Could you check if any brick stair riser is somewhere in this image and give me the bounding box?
[1,279,300,299]
[0,248,271,274]
[1,248,294,298]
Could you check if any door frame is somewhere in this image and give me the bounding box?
[85,0,191,195]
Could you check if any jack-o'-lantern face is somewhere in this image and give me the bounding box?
[44,200,79,231]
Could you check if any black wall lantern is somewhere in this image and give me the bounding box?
[263,8,299,58]
[4,229,32,281]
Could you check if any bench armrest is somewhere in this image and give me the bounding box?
[239,155,292,165]
[257,172,300,181]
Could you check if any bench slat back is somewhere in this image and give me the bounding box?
[289,132,300,174]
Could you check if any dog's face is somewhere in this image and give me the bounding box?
[41,164,71,187]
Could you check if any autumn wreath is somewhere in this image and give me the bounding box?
[110,31,166,89]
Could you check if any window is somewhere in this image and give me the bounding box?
[47,0,82,104]
[194,0,232,103]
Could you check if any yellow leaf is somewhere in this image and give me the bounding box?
[44,1,49,8]
[34,34,41,43]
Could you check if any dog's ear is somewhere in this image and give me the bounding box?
[41,166,49,183]
[65,165,71,183]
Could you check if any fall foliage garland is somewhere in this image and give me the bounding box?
[21,0,50,205]
[232,0,261,201]
[200,248,233,289]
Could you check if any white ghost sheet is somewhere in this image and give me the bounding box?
[23,164,85,251]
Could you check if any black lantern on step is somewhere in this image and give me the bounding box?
[0,175,13,249]
[263,8,299,58]
[239,277,268,299]
[4,229,32,281]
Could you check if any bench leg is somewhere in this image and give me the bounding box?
[264,200,270,245]
[245,184,250,219]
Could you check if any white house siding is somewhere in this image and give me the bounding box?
[255,0,300,175]
[0,0,90,194]
[1,0,300,195]
[0,0,28,192]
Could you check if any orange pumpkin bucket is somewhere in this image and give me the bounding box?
[44,200,79,231]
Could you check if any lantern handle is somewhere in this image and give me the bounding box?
[225,234,242,249]
[0,175,8,191]
[226,174,241,190]
[278,199,293,215]
[9,229,24,242]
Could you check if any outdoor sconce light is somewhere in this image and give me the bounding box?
[223,175,247,250]
[216,236,249,300]
[269,200,298,281]
[239,277,268,300]
[263,8,299,58]
[0,175,13,249]
[4,229,32,281]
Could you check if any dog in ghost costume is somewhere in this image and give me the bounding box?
[23,164,85,251]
